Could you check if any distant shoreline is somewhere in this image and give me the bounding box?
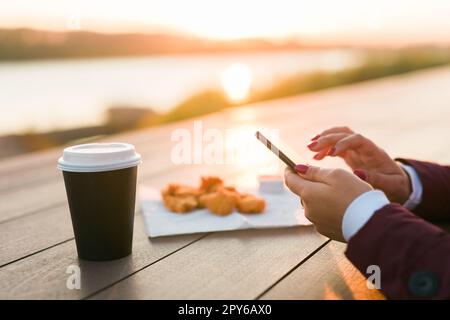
[0,47,345,65]
[1,46,449,160]
[0,28,309,62]
[3,27,445,63]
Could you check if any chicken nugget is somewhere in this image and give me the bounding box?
[161,183,199,213]
[223,185,237,192]
[162,194,198,213]
[198,192,214,208]
[161,184,176,197]
[199,176,224,193]
[219,186,241,202]
[175,186,200,197]
[162,184,199,197]
[203,189,237,216]
[198,181,233,208]
[237,194,266,214]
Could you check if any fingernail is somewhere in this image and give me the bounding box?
[311,134,320,141]
[295,164,309,174]
[353,169,367,181]
[327,147,336,156]
[307,141,318,149]
[313,153,321,160]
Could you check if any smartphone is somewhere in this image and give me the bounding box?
[255,131,297,170]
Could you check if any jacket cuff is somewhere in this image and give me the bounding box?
[396,158,450,221]
[342,190,390,241]
[400,163,423,210]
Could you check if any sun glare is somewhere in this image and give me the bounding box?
[221,63,253,103]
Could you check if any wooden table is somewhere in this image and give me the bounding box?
[1,66,450,300]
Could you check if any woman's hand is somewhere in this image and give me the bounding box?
[307,126,411,204]
[285,165,372,242]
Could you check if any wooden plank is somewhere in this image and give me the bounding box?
[0,138,274,223]
[1,100,447,224]
[0,80,447,218]
[0,205,73,267]
[0,110,297,221]
[0,150,61,193]
[89,226,326,300]
[0,215,202,299]
[2,66,450,222]
[1,65,449,265]
[0,170,320,299]
[0,136,186,216]
[2,66,450,299]
[0,180,66,223]
[0,162,272,266]
[259,241,385,300]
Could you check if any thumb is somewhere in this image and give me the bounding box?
[295,164,332,183]
[284,167,315,196]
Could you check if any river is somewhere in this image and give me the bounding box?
[0,49,361,135]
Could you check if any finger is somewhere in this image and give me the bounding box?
[319,126,354,137]
[308,132,350,152]
[284,167,315,196]
[312,148,331,160]
[294,164,333,183]
[332,133,375,156]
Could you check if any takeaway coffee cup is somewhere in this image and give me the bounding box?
[58,143,141,261]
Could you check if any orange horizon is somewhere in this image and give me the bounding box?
[1,0,450,46]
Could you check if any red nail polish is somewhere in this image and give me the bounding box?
[353,169,367,181]
[327,147,336,156]
[311,134,320,141]
[307,141,318,149]
[313,153,321,160]
[295,164,309,174]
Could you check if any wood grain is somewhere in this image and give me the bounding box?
[1,66,450,299]
[90,227,326,300]
[0,108,300,221]
[0,205,73,267]
[0,215,203,299]
[260,241,386,300]
[3,66,450,222]
[0,162,272,266]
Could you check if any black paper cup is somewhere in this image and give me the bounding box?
[58,143,141,261]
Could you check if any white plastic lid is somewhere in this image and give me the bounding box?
[57,143,141,173]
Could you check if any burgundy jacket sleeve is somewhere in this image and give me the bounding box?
[397,158,450,221]
[345,203,450,299]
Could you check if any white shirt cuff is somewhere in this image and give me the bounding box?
[342,190,390,241]
[400,164,423,210]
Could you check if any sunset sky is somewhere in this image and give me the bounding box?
[1,0,450,45]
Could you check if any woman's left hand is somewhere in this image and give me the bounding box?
[285,164,373,242]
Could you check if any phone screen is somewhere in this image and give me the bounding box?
[255,131,297,170]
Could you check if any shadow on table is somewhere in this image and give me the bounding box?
[315,243,385,300]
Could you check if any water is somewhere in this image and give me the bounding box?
[0,49,360,135]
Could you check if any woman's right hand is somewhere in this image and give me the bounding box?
[307,126,411,204]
